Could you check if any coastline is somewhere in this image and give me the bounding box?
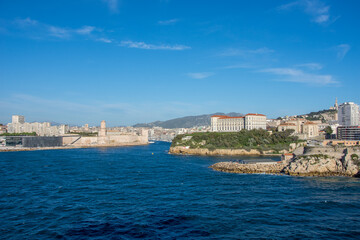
[168,146,285,156]
[210,152,360,178]
[0,142,149,152]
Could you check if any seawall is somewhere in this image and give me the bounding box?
[169,146,287,156]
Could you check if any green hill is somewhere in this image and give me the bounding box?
[171,129,300,152]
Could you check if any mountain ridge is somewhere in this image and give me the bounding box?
[133,112,243,129]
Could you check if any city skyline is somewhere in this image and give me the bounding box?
[1,0,359,126]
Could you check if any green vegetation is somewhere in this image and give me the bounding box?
[305,109,337,122]
[324,126,333,135]
[0,132,37,136]
[351,154,360,167]
[68,132,98,137]
[171,129,302,152]
[298,154,329,161]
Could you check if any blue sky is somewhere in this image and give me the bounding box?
[0,0,359,126]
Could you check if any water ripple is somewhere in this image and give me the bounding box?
[1,142,360,239]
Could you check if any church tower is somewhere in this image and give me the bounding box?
[335,98,338,111]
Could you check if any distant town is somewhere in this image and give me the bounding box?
[1,98,359,150]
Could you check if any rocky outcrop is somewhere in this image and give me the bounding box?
[211,161,285,174]
[210,148,360,177]
[282,155,357,177]
[169,146,287,156]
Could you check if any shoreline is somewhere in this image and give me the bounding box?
[168,146,284,157]
[0,142,149,152]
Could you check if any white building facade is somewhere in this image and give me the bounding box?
[338,102,360,126]
[211,113,266,132]
[7,115,69,136]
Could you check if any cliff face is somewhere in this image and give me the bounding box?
[283,155,358,177]
[169,146,288,156]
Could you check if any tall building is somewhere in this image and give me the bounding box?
[7,115,69,136]
[338,102,360,126]
[12,115,25,124]
[211,113,266,132]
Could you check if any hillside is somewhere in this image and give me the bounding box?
[133,112,243,129]
[171,129,300,153]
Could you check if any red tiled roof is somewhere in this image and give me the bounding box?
[246,113,266,116]
[212,113,266,118]
[279,123,296,126]
[218,116,244,119]
[304,121,316,125]
[211,115,244,119]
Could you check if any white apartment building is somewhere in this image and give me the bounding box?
[211,113,267,132]
[7,115,69,136]
[338,102,360,126]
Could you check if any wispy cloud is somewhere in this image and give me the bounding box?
[221,63,256,69]
[187,72,214,79]
[335,44,350,60]
[12,17,98,39]
[103,0,119,13]
[120,40,191,50]
[48,26,71,38]
[260,67,337,85]
[296,62,323,70]
[13,17,38,27]
[221,47,274,57]
[75,26,96,35]
[97,37,112,43]
[158,19,179,25]
[278,0,334,24]
[0,93,210,126]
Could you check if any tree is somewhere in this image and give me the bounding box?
[324,126,333,139]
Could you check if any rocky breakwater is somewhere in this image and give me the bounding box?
[211,161,285,174]
[210,146,360,177]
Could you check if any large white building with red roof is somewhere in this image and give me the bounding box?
[211,113,266,132]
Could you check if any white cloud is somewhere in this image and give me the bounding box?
[48,26,71,38]
[187,72,214,79]
[296,63,323,70]
[278,0,333,24]
[120,40,191,50]
[12,18,98,39]
[158,19,179,25]
[13,17,38,27]
[75,26,96,35]
[103,0,119,13]
[260,67,337,85]
[97,37,112,43]
[221,47,274,57]
[336,44,350,60]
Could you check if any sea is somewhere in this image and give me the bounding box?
[1,141,360,239]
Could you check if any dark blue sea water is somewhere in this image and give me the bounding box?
[1,142,360,240]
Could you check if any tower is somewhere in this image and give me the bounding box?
[99,120,107,137]
[335,98,338,111]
